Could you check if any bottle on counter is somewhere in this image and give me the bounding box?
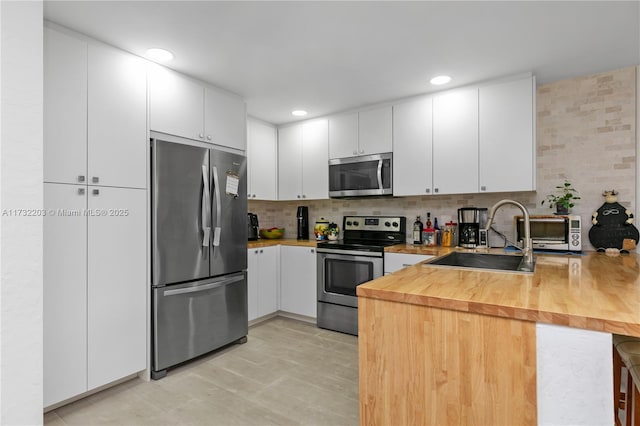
[434,217,441,246]
[413,216,423,245]
[425,212,432,229]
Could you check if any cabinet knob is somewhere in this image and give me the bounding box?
[77,175,85,183]
[252,194,256,198]
[297,195,301,198]
[207,135,212,141]
[92,177,99,183]
[426,188,430,194]
[260,249,263,253]
[359,149,364,154]
[254,250,259,254]
[198,133,204,139]
[302,194,306,199]
[434,188,439,193]
[310,249,315,253]
[92,189,100,195]
[353,150,357,155]
[480,186,487,191]
[78,188,85,195]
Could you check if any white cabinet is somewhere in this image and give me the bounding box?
[247,118,278,200]
[44,28,87,186]
[87,186,146,390]
[280,246,317,318]
[432,87,479,195]
[149,65,246,150]
[278,119,329,201]
[247,246,279,321]
[88,43,147,189]
[393,97,433,196]
[384,253,433,275]
[44,183,87,407]
[328,106,392,159]
[44,28,147,189]
[205,87,246,150]
[44,183,146,406]
[479,77,535,192]
[148,65,204,141]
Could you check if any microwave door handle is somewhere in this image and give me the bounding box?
[376,159,383,190]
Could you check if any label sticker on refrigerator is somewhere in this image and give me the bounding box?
[225,172,239,196]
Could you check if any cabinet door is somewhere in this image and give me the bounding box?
[280,246,317,318]
[479,77,534,192]
[257,246,279,317]
[247,249,259,321]
[44,28,87,185]
[393,97,433,196]
[88,44,147,189]
[277,125,303,200]
[301,119,329,200]
[359,106,392,155]
[328,112,358,159]
[383,253,433,274]
[247,118,278,200]
[204,87,246,150]
[148,64,204,141]
[87,187,146,390]
[44,183,88,407]
[433,88,479,195]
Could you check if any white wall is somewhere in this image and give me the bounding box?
[0,1,44,424]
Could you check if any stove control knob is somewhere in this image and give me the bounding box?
[385,221,391,227]
[392,221,399,227]
[353,221,359,226]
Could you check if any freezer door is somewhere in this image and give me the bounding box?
[153,272,248,372]
[210,148,248,275]
[152,139,210,286]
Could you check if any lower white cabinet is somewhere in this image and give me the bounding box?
[247,246,279,321]
[279,246,317,318]
[384,253,433,274]
[44,183,146,407]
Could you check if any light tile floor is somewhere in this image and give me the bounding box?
[44,317,359,426]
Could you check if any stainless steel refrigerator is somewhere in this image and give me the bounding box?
[151,137,248,379]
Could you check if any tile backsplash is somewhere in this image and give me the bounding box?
[250,66,637,251]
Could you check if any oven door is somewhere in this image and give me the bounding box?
[317,248,383,308]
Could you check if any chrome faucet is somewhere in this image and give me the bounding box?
[483,199,535,272]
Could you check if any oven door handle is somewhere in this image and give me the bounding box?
[316,248,383,257]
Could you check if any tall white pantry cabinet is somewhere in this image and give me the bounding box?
[43,27,147,407]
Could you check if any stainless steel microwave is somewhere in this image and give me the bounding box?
[328,153,392,198]
[514,214,582,252]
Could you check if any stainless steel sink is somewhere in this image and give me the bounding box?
[423,252,535,274]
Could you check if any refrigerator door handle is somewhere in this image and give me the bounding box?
[212,165,222,247]
[201,165,211,247]
[162,274,244,296]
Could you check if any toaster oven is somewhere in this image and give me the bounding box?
[514,215,582,252]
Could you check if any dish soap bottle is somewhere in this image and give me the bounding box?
[413,216,423,245]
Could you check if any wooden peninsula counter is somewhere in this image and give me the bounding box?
[357,247,640,425]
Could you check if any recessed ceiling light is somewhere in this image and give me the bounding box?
[291,110,308,117]
[146,48,174,62]
[430,75,452,85]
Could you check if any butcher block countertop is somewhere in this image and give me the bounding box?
[247,238,316,248]
[358,247,640,337]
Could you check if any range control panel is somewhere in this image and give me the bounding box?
[343,216,404,233]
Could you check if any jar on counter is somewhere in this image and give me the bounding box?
[422,227,436,247]
[441,221,458,247]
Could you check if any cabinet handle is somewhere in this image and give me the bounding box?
[252,194,256,198]
[254,250,259,254]
[260,249,263,253]
[207,135,212,141]
[480,186,487,191]
[199,133,204,139]
[426,188,430,194]
[310,249,315,253]
[434,188,439,193]
[92,177,99,183]
[359,149,364,154]
[77,175,85,183]
[78,188,85,195]
[92,189,99,195]
[297,195,301,198]
[302,194,306,199]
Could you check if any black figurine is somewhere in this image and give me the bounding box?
[589,190,639,253]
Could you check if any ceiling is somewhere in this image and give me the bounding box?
[44,1,640,125]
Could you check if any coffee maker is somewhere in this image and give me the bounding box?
[247,213,259,241]
[296,206,309,240]
[458,207,488,248]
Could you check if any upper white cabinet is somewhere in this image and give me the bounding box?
[205,87,246,150]
[392,97,433,196]
[44,28,87,186]
[44,28,146,189]
[432,87,479,195]
[328,106,392,159]
[149,65,246,150]
[247,118,278,200]
[479,77,535,192]
[278,119,329,200]
[88,44,147,189]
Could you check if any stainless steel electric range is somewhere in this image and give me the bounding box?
[316,216,406,335]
